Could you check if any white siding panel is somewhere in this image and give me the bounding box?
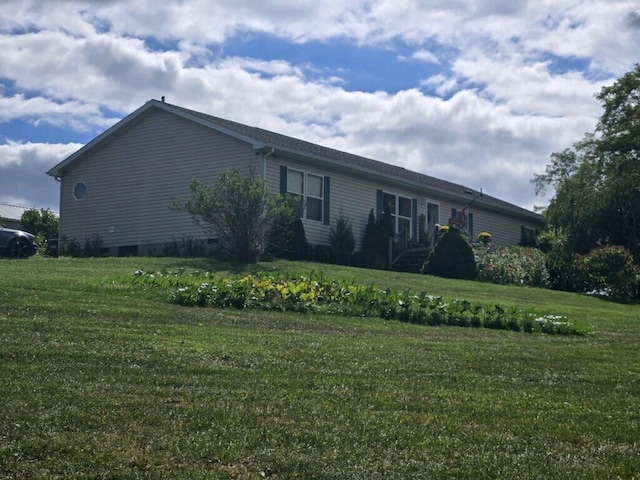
[59,109,259,249]
[266,157,428,249]
[471,208,539,246]
[420,199,540,247]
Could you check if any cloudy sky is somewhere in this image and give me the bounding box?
[1,0,639,213]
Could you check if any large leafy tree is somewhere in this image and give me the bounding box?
[593,65,640,257]
[173,167,294,263]
[20,208,59,239]
[533,65,640,262]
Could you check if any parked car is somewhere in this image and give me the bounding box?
[0,227,36,258]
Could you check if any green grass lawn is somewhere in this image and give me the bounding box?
[1,256,639,479]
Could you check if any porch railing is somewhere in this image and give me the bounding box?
[389,228,410,268]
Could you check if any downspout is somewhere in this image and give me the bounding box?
[53,176,62,250]
[262,147,275,180]
[258,147,276,256]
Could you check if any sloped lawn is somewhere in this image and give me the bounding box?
[1,257,638,479]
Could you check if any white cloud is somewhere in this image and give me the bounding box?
[0,141,81,168]
[0,0,637,211]
[451,52,610,118]
[399,49,440,64]
[421,74,458,96]
[0,141,82,209]
[0,95,114,133]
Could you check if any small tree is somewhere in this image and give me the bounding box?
[172,167,289,263]
[330,211,355,265]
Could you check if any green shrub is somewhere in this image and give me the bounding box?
[313,245,333,264]
[163,236,206,257]
[330,212,355,265]
[59,234,103,257]
[423,227,477,280]
[474,245,551,288]
[572,246,639,299]
[535,230,573,291]
[267,207,310,261]
[360,209,393,269]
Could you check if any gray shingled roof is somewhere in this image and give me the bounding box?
[167,102,541,221]
[48,99,542,221]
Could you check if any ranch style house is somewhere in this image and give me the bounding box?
[47,99,543,263]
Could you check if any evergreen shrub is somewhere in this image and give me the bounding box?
[360,209,392,269]
[422,227,477,280]
[330,212,355,265]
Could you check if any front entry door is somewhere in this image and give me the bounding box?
[426,201,439,246]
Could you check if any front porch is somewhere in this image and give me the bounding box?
[391,246,432,272]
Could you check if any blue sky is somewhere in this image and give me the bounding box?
[1,0,639,213]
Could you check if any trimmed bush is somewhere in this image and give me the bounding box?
[423,227,477,280]
[572,246,639,299]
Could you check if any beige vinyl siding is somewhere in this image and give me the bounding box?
[265,157,427,249]
[59,109,259,251]
[441,201,541,246]
[471,207,540,246]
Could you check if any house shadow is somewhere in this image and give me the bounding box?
[163,256,275,276]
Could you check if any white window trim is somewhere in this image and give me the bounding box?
[287,168,324,223]
[383,190,412,235]
[73,181,87,201]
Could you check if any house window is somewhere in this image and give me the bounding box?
[306,174,323,222]
[425,201,440,246]
[286,169,304,217]
[284,168,325,223]
[450,208,473,236]
[521,226,537,246]
[382,192,413,237]
[73,182,87,200]
[452,208,474,236]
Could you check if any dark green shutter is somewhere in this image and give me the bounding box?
[323,176,330,225]
[468,212,474,236]
[279,165,287,194]
[411,198,418,241]
[376,189,383,220]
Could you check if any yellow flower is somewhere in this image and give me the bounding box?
[478,231,492,244]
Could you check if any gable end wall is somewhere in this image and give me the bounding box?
[59,108,260,252]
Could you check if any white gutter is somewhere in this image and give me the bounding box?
[262,147,275,180]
